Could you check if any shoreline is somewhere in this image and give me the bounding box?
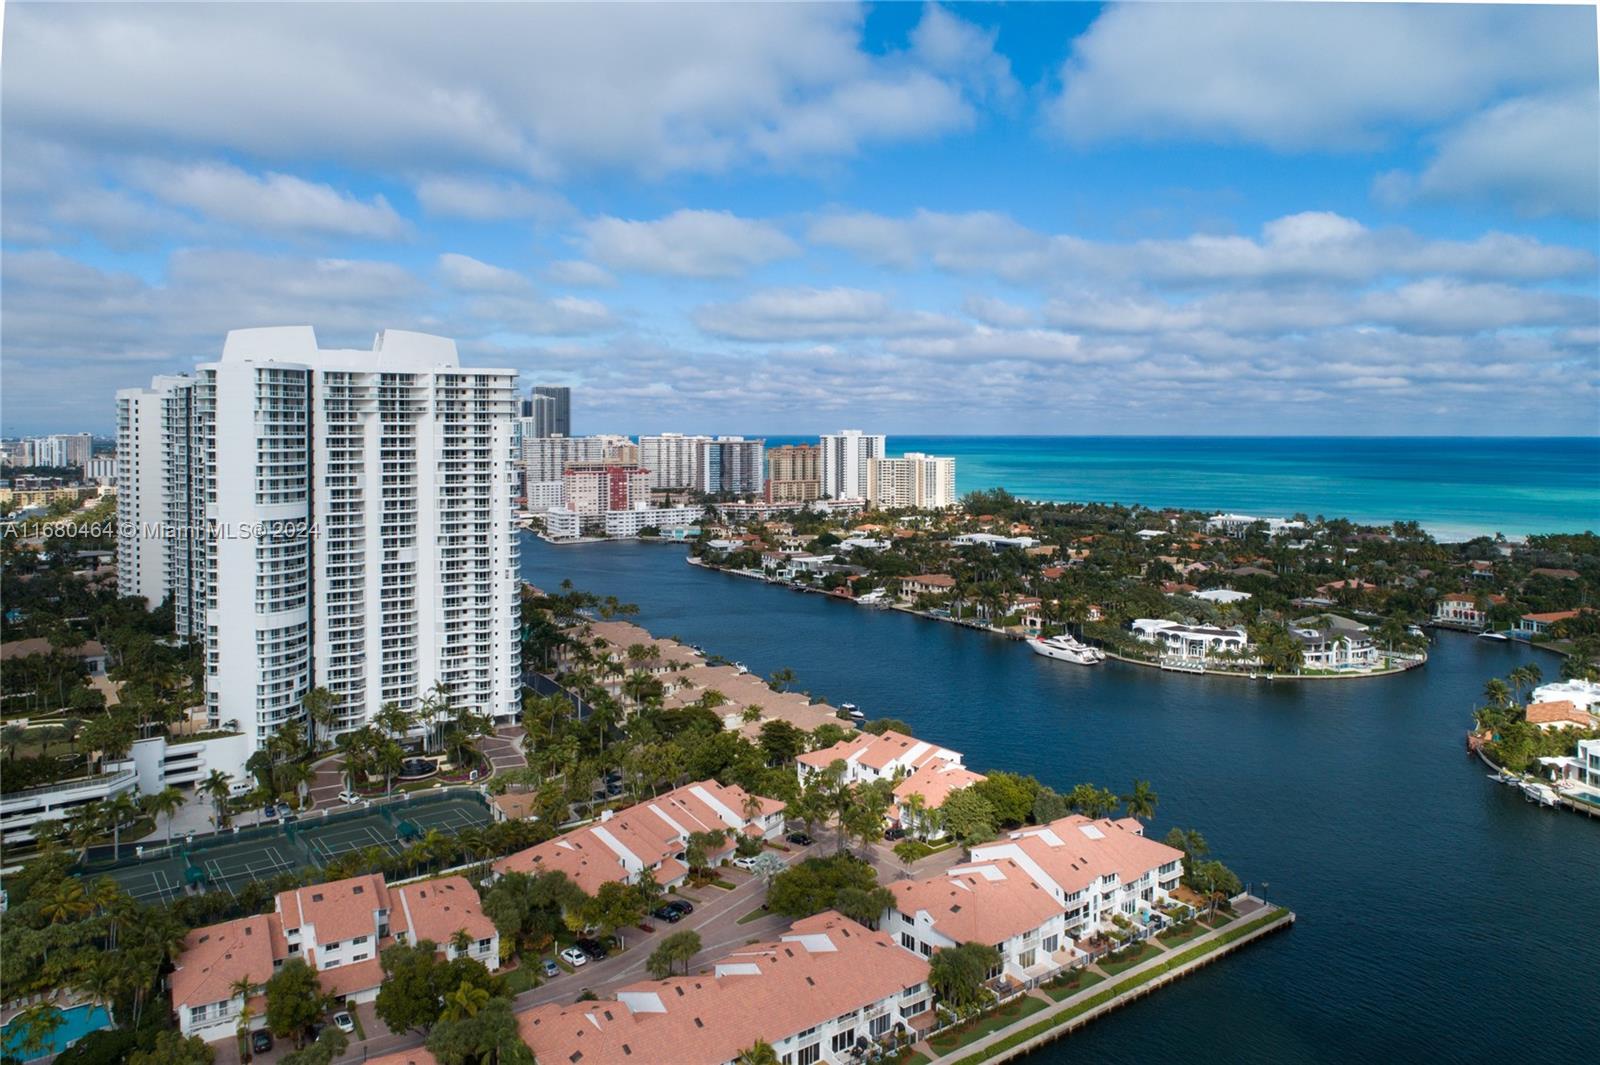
[1472,741,1600,822]
[687,555,1428,684]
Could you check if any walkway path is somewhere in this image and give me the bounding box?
[914,898,1290,1064]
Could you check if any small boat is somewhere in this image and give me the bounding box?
[733,662,749,674]
[1478,631,1508,641]
[841,702,865,720]
[1029,634,1105,665]
[1520,781,1558,806]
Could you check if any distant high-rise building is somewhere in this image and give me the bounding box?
[530,385,571,437]
[116,376,200,627]
[117,327,520,779]
[820,430,885,500]
[765,444,821,503]
[28,433,94,468]
[700,436,764,498]
[868,452,957,510]
[561,463,651,516]
[521,434,632,482]
[638,433,710,491]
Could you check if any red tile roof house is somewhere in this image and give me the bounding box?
[796,730,965,789]
[885,857,1074,986]
[516,911,932,1065]
[899,573,956,598]
[491,780,786,895]
[890,762,987,841]
[1513,609,1589,637]
[170,874,498,1041]
[967,815,1185,942]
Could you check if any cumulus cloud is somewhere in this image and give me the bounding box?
[581,210,799,278]
[1049,3,1592,150]
[413,176,573,222]
[1376,90,1600,220]
[811,208,1597,286]
[437,253,529,293]
[124,161,408,239]
[542,260,616,288]
[693,286,964,341]
[4,3,1007,178]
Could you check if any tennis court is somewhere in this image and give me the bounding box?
[94,855,188,904]
[401,797,493,835]
[299,818,403,864]
[197,841,301,894]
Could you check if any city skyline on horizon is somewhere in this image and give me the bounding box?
[2,3,1597,438]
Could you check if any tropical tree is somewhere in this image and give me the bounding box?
[737,1040,781,1065]
[1121,779,1159,820]
[301,686,341,751]
[439,982,492,1023]
[646,929,703,978]
[146,785,185,846]
[264,958,327,1047]
[928,942,1002,1011]
[201,769,233,828]
[7,1005,65,1059]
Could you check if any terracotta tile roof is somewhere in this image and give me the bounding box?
[315,956,385,1000]
[799,729,962,775]
[973,816,1183,897]
[516,912,928,1065]
[890,859,1062,944]
[171,913,281,1011]
[1521,609,1585,623]
[394,876,496,948]
[893,762,987,814]
[905,573,955,588]
[493,780,782,894]
[1525,700,1598,729]
[276,873,389,946]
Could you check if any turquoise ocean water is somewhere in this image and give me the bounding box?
[758,436,1599,539]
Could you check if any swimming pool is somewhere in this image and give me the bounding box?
[1,1003,112,1059]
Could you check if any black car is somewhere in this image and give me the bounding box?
[652,904,684,923]
[576,937,611,960]
[786,832,814,847]
[883,827,907,841]
[667,899,693,916]
[251,1030,273,1054]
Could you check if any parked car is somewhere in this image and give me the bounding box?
[883,827,907,841]
[732,855,761,871]
[666,899,693,917]
[575,937,611,961]
[260,804,279,821]
[331,1011,355,1034]
[542,958,562,978]
[251,1030,273,1054]
[652,904,685,923]
[786,832,814,847]
[559,947,588,968]
[336,790,360,805]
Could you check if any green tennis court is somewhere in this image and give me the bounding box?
[195,841,301,894]
[93,856,188,904]
[299,818,404,863]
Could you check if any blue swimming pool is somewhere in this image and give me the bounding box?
[1,1003,112,1059]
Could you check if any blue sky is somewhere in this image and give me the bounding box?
[2,2,1596,437]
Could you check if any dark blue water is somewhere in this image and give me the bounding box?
[755,436,1600,539]
[523,536,1598,1063]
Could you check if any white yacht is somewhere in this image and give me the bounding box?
[1029,633,1105,665]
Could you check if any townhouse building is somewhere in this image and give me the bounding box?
[796,729,964,788]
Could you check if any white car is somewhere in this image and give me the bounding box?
[559,947,588,968]
[732,855,762,871]
[336,790,361,805]
[331,1011,355,1034]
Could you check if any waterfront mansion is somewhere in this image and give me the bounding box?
[492,779,786,894]
[171,874,498,1041]
[1131,618,1250,661]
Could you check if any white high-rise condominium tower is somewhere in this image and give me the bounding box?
[638,433,710,491]
[699,436,765,498]
[116,374,206,635]
[820,429,885,500]
[123,327,521,771]
[867,453,957,509]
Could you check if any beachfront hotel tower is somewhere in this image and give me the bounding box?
[119,327,521,775]
[820,429,885,500]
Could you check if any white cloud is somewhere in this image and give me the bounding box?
[437,253,529,293]
[811,208,1597,286]
[464,293,617,337]
[4,3,1008,178]
[1376,90,1600,220]
[963,294,1036,328]
[911,2,1019,105]
[132,161,407,239]
[581,210,799,278]
[885,327,1100,364]
[413,176,572,222]
[542,260,616,288]
[1049,3,1592,149]
[693,286,964,341]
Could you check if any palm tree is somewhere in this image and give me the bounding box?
[440,982,491,1022]
[2,722,27,763]
[1122,779,1158,820]
[202,769,232,828]
[106,790,140,860]
[146,786,185,847]
[279,759,314,809]
[302,686,341,752]
[1483,678,1512,708]
[8,1005,64,1060]
[449,928,474,958]
[737,1040,781,1065]
[900,791,928,840]
[66,799,106,861]
[41,878,91,924]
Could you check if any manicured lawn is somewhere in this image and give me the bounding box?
[928,995,1049,1054]
[1097,941,1161,975]
[503,966,539,994]
[711,877,737,890]
[736,906,769,925]
[1042,969,1104,1002]
[1157,922,1208,947]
